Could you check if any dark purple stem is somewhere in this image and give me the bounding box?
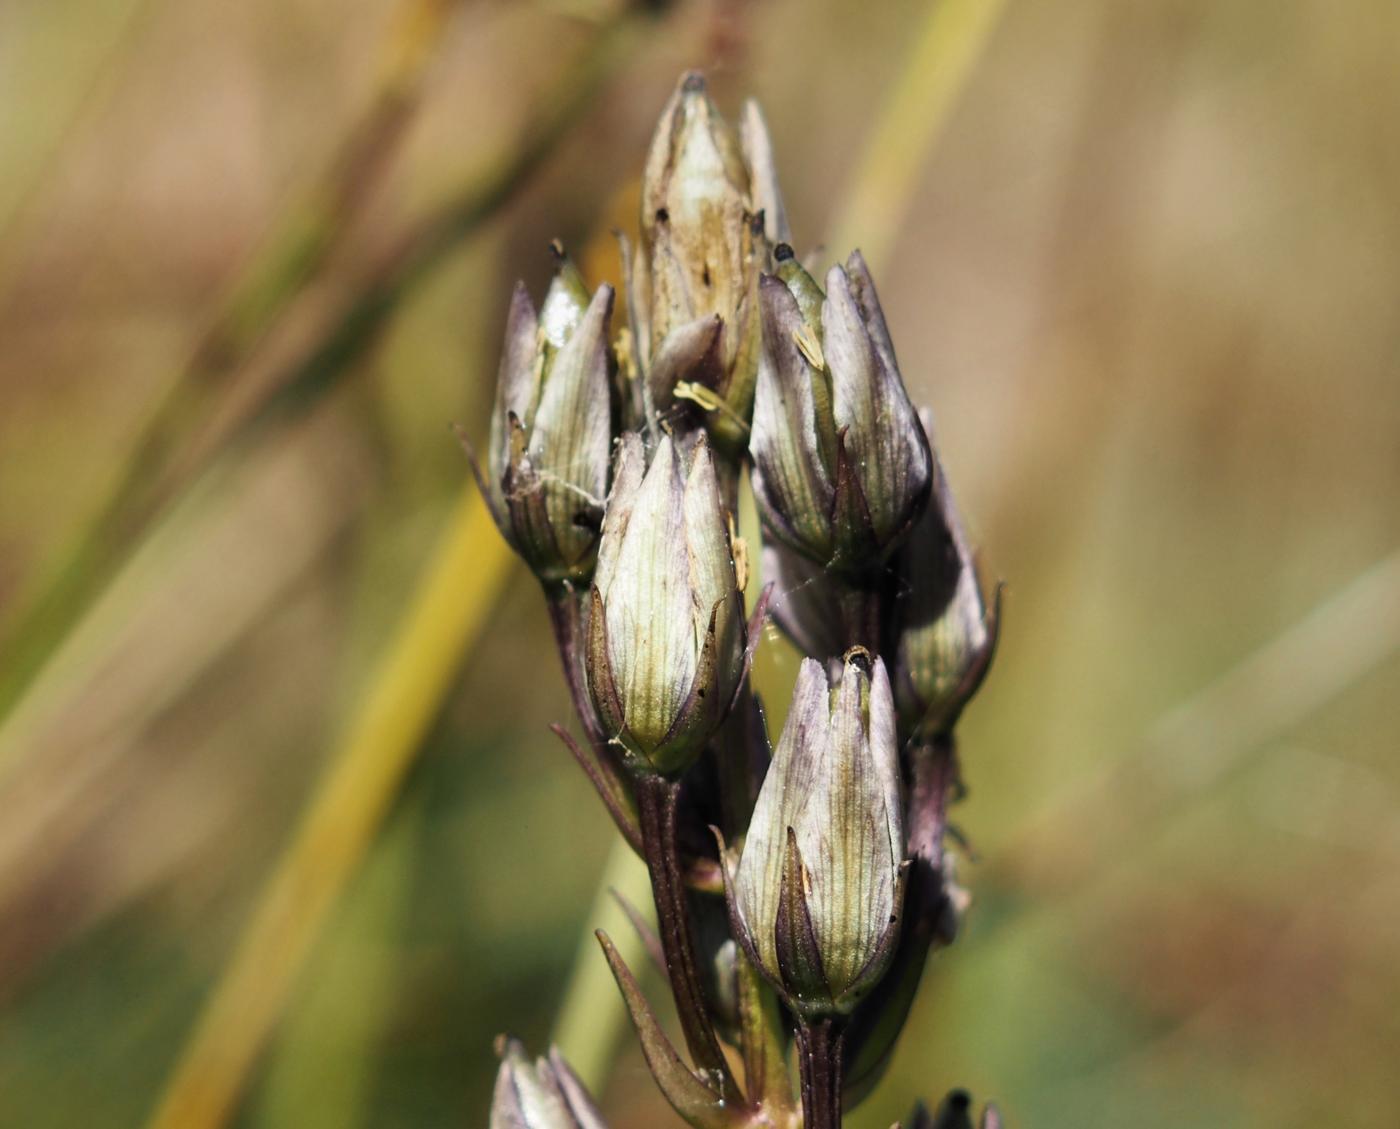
[543,583,604,747]
[634,773,743,1105]
[796,1017,845,1129]
[906,733,956,907]
[835,580,885,657]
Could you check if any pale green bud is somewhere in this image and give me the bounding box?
[586,433,746,775]
[750,251,932,575]
[729,652,908,1016]
[892,412,999,737]
[489,1038,606,1129]
[472,259,614,586]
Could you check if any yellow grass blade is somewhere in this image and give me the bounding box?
[550,835,656,1091]
[825,0,1010,273]
[144,489,511,1129]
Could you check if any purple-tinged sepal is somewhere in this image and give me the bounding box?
[595,932,750,1128]
[468,252,614,587]
[489,1037,607,1129]
[586,433,747,776]
[725,652,909,1017]
[751,251,932,576]
[891,411,1000,738]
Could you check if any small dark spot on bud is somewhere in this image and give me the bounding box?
[548,239,566,262]
[573,509,602,532]
[750,209,766,236]
[702,264,712,287]
[655,207,670,224]
[948,1090,971,1111]
[681,72,706,94]
[697,688,706,699]
[774,242,795,262]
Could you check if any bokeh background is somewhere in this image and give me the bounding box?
[2,0,1398,1126]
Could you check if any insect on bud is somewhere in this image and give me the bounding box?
[489,1037,607,1129]
[470,254,614,587]
[727,652,908,1017]
[586,433,748,776]
[892,411,1000,737]
[750,251,932,576]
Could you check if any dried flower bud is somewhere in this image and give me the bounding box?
[490,1037,607,1129]
[892,413,999,737]
[472,258,614,586]
[728,652,908,1016]
[628,72,787,456]
[740,99,791,247]
[587,433,746,775]
[751,251,931,575]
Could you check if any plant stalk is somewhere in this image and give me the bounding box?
[906,733,956,898]
[835,579,886,656]
[544,583,604,747]
[796,1018,845,1129]
[633,773,743,1105]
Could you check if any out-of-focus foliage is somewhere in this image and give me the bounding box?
[1,1,1398,1127]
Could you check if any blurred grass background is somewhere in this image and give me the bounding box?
[1,1,1399,1127]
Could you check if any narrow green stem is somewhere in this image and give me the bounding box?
[736,949,794,1114]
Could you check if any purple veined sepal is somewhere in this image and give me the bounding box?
[489,1036,608,1129]
[719,652,911,1019]
[750,250,933,579]
[890,408,1002,739]
[585,431,768,778]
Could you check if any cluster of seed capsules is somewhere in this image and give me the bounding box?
[474,72,1001,1129]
